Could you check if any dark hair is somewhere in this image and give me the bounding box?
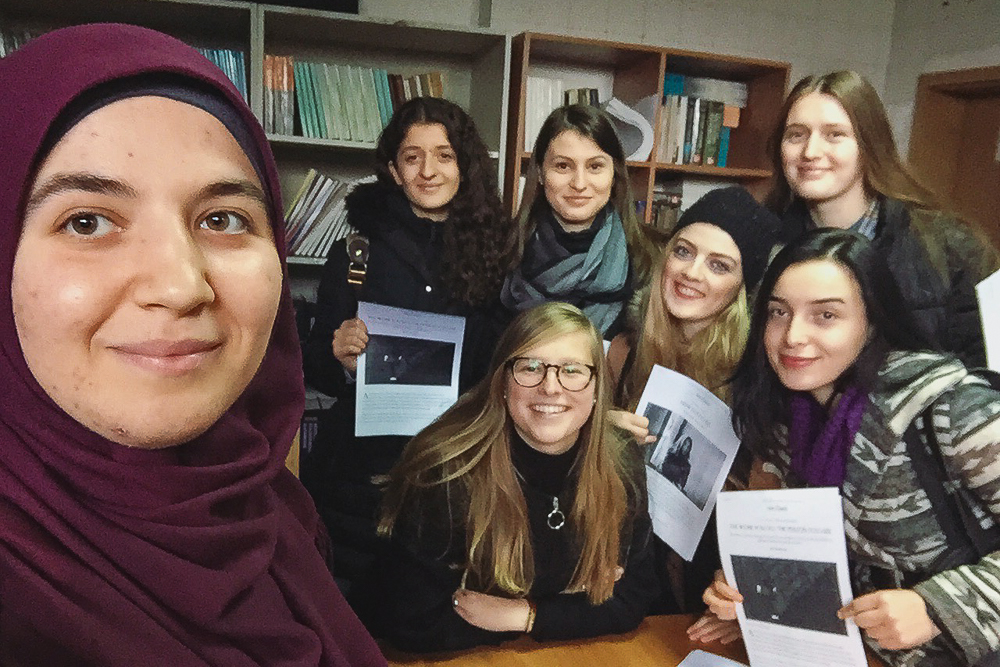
[730,228,929,457]
[375,97,512,306]
[515,104,656,283]
[765,70,937,214]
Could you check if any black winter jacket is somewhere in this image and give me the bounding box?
[780,197,996,368]
[300,181,508,606]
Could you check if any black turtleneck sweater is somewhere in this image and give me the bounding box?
[380,432,659,654]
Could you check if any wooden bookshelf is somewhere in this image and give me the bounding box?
[0,0,512,268]
[504,32,790,224]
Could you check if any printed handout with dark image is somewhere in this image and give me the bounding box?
[365,334,455,386]
[649,416,726,511]
[731,554,847,636]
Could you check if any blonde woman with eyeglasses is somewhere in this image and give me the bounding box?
[376,302,658,652]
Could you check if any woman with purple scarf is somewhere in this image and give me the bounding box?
[690,228,1000,667]
[0,23,384,666]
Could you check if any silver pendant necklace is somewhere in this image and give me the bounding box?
[547,495,565,530]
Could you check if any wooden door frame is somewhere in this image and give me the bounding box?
[909,65,1000,201]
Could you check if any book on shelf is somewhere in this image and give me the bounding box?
[265,55,446,143]
[717,127,731,168]
[196,47,248,100]
[523,76,564,151]
[658,73,748,167]
[684,98,699,164]
[702,101,724,166]
[263,55,296,135]
[284,170,365,260]
[0,27,37,58]
[564,87,599,106]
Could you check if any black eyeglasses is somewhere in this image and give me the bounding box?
[509,357,596,392]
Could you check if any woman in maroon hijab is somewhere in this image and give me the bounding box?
[0,23,386,666]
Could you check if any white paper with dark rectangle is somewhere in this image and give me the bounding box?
[716,488,867,667]
[977,269,1000,372]
[355,302,464,437]
[635,365,739,560]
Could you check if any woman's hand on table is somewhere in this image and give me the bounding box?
[452,588,530,633]
[687,570,743,644]
[332,317,368,372]
[838,589,941,650]
[608,410,656,445]
[687,612,742,644]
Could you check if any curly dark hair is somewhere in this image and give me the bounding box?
[374,97,512,307]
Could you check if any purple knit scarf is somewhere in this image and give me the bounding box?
[788,387,868,487]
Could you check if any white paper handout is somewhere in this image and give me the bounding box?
[677,649,748,667]
[976,269,1000,372]
[716,488,867,667]
[355,302,465,437]
[635,365,740,560]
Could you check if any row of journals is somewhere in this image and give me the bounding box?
[196,48,248,101]
[262,55,445,142]
[0,31,248,106]
[655,74,747,167]
[0,28,34,58]
[283,170,370,259]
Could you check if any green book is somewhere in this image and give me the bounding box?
[292,60,314,137]
[702,101,724,166]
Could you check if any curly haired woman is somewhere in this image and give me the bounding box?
[301,97,513,617]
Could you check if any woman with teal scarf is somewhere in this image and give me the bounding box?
[502,105,656,337]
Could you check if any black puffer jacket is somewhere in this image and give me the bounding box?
[301,181,508,616]
[780,197,997,368]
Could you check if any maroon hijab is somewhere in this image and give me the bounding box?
[0,24,385,666]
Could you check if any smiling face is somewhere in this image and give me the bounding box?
[661,222,743,339]
[764,259,869,405]
[11,96,282,449]
[781,92,866,220]
[541,130,615,230]
[505,331,596,455]
[388,121,460,221]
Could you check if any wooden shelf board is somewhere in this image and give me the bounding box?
[287,256,327,266]
[653,163,772,179]
[262,5,505,58]
[522,32,661,68]
[268,134,376,151]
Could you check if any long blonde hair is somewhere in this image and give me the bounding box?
[379,302,638,604]
[621,243,749,407]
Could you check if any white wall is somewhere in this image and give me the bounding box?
[361,0,897,93]
[884,0,1000,155]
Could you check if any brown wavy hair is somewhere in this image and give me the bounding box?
[375,97,512,306]
[765,70,938,214]
[379,302,642,604]
[515,104,657,284]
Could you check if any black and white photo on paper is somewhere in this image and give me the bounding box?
[730,554,847,636]
[364,334,456,386]
[648,413,726,511]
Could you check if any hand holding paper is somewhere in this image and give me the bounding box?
[838,589,940,651]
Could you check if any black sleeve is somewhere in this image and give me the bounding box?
[530,510,659,641]
[381,509,519,653]
[942,224,996,369]
[302,239,357,398]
